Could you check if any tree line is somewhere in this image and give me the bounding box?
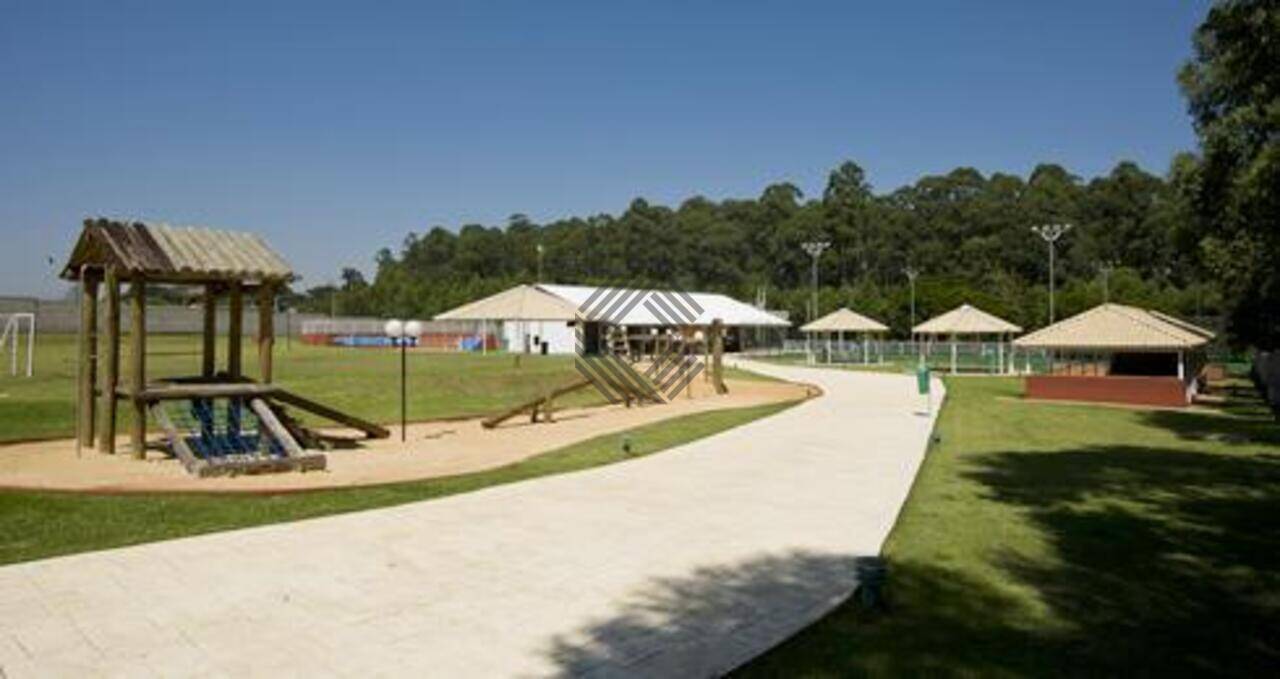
[292,0,1276,349]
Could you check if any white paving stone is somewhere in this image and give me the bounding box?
[0,361,942,677]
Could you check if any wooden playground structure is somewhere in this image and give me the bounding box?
[482,318,730,429]
[63,218,388,477]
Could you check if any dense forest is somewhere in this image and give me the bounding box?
[293,0,1277,349]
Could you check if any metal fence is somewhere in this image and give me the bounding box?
[754,338,1052,374]
[0,295,367,337]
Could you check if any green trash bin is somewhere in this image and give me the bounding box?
[916,364,931,395]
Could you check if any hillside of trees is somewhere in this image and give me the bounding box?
[293,158,1217,338]
[294,0,1277,349]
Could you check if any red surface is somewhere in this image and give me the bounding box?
[1025,375,1189,407]
[299,333,498,350]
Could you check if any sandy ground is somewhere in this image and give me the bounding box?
[0,375,811,493]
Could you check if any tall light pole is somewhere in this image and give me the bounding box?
[801,241,830,322]
[1097,261,1115,303]
[536,243,545,283]
[801,241,830,364]
[903,266,919,330]
[1031,224,1072,324]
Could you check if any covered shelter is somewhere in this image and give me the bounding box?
[434,284,579,355]
[800,307,888,365]
[434,283,790,356]
[62,218,387,476]
[1013,303,1214,407]
[912,303,1022,374]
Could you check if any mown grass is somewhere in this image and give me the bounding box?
[737,377,1280,676]
[0,400,799,565]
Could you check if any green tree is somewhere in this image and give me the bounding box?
[1179,0,1280,347]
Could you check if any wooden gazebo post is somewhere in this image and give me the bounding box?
[129,278,147,458]
[258,283,276,383]
[77,268,99,448]
[98,266,120,455]
[201,283,217,378]
[227,281,243,378]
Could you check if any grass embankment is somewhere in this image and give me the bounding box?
[738,377,1280,676]
[0,400,798,565]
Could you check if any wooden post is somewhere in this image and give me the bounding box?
[201,283,217,378]
[98,268,120,455]
[257,283,275,383]
[711,318,727,395]
[78,270,99,448]
[130,279,147,458]
[227,281,243,378]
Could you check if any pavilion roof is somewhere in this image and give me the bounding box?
[434,284,580,321]
[912,303,1021,335]
[801,307,888,333]
[1013,303,1212,351]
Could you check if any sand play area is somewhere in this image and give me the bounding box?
[0,375,812,493]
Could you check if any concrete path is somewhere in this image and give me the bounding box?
[0,361,943,677]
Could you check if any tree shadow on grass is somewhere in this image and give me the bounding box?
[968,446,1280,676]
[740,446,1280,677]
[543,549,1053,678]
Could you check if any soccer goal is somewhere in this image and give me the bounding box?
[0,312,35,377]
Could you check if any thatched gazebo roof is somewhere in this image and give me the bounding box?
[1013,304,1212,351]
[801,308,888,333]
[61,218,294,285]
[913,303,1021,336]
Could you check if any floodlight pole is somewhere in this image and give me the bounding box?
[903,267,919,330]
[801,241,830,364]
[1031,224,1072,324]
[536,243,545,283]
[1097,261,1115,303]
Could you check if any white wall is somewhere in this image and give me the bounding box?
[501,320,576,355]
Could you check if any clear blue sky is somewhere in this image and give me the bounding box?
[1,1,1211,297]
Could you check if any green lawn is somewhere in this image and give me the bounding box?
[1,334,772,443]
[738,377,1280,676]
[0,400,798,565]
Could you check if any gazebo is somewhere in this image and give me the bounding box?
[1013,303,1213,406]
[62,218,386,476]
[912,303,1022,374]
[800,307,889,364]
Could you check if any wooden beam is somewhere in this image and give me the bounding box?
[129,279,147,458]
[98,267,120,455]
[130,382,279,401]
[227,281,242,378]
[271,389,390,438]
[711,318,728,395]
[257,283,275,383]
[248,398,304,458]
[150,401,208,476]
[78,271,99,448]
[201,283,216,377]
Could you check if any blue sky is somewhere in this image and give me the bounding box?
[1,1,1211,297]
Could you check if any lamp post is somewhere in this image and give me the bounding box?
[385,319,422,442]
[1097,261,1116,303]
[903,266,919,330]
[801,240,830,364]
[536,243,545,283]
[1031,224,1072,324]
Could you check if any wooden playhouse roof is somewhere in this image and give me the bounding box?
[1013,303,1213,351]
[61,218,294,284]
[801,307,889,333]
[912,303,1022,335]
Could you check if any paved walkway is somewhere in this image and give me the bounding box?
[0,361,943,677]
